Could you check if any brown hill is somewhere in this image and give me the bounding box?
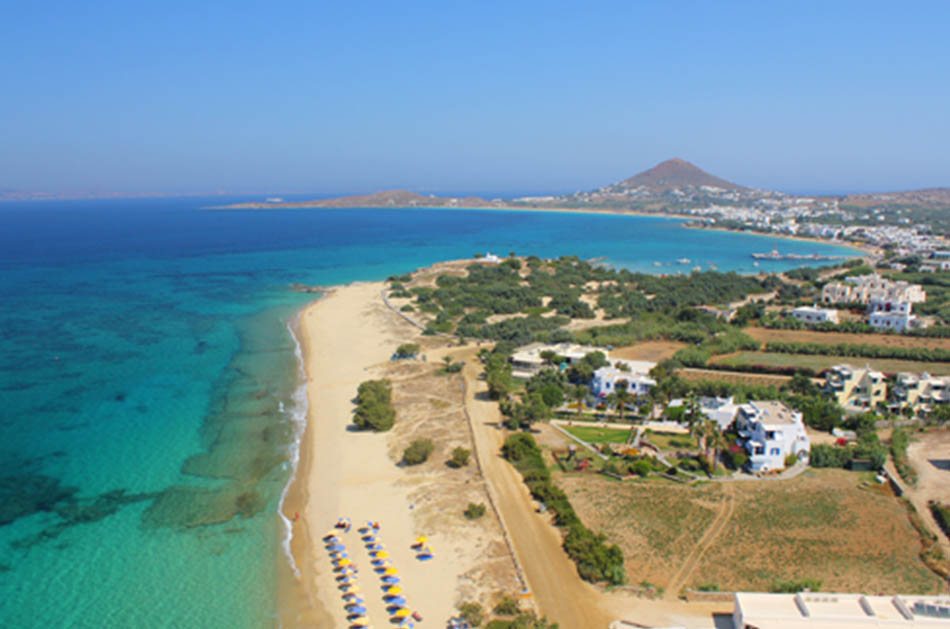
[216,189,493,210]
[615,158,746,192]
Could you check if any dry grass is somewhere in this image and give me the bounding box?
[380,355,521,603]
[611,341,687,362]
[563,469,943,594]
[745,327,950,351]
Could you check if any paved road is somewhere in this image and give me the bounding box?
[462,358,614,629]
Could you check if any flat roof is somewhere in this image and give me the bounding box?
[746,400,800,425]
[736,592,950,626]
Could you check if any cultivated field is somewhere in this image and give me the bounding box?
[676,367,793,387]
[711,351,950,376]
[745,327,950,351]
[561,469,943,595]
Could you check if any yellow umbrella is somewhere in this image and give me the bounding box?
[383,568,399,576]
[415,536,428,544]
[373,551,390,559]
[336,558,352,566]
[386,586,403,595]
[394,609,411,618]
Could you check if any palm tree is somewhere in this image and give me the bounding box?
[570,384,588,417]
[705,422,729,472]
[612,387,632,423]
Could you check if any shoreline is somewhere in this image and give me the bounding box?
[280,281,496,628]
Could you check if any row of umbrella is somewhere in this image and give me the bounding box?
[411,536,434,561]
[360,524,418,627]
[324,530,372,628]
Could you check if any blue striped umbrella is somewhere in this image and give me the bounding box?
[347,606,367,615]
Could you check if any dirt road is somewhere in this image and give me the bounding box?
[461,357,614,629]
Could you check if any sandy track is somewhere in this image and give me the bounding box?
[461,359,614,629]
[664,486,735,599]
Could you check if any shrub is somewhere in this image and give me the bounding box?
[458,601,483,627]
[463,502,486,519]
[493,595,521,616]
[353,379,396,431]
[403,439,434,465]
[785,452,799,467]
[400,304,415,312]
[395,343,420,357]
[449,446,471,468]
[930,501,950,539]
[771,578,823,593]
[809,444,851,468]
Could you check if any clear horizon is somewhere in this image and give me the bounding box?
[2,1,949,196]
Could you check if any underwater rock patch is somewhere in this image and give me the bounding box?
[141,484,265,529]
[0,474,78,526]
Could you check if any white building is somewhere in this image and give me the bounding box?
[735,401,810,472]
[734,591,950,627]
[791,305,840,325]
[822,273,926,305]
[592,360,656,398]
[509,342,601,378]
[668,395,741,430]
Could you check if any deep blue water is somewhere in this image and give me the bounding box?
[0,198,860,627]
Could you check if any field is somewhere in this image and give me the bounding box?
[676,367,792,387]
[745,326,950,351]
[711,351,950,376]
[561,469,943,595]
[563,425,631,444]
[611,340,687,362]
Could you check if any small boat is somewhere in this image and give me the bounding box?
[677,258,690,264]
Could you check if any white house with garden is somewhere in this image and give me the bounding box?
[735,400,810,472]
[591,360,656,398]
[791,305,839,325]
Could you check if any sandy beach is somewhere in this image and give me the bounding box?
[282,281,520,628]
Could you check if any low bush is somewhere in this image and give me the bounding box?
[770,578,823,593]
[403,438,434,465]
[448,446,471,468]
[464,502,486,519]
[458,602,483,627]
[493,595,521,616]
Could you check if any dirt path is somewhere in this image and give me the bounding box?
[664,485,736,599]
[461,358,614,629]
[900,430,950,558]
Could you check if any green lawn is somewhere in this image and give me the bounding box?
[644,430,697,451]
[562,425,632,444]
[712,351,950,375]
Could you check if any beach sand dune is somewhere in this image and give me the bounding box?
[287,282,519,628]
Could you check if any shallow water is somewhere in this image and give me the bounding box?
[0,198,860,627]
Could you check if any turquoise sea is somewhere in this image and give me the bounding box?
[0,198,861,627]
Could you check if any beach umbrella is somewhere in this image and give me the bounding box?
[342,588,362,598]
[324,532,338,540]
[366,543,383,550]
[415,536,428,544]
[336,558,352,567]
[383,567,398,576]
[372,551,389,559]
[382,576,400,585]
[385,586,403,595]
[337,575,352,583]
[394,609,411,618]
[329,544,345,551]
[350,619,369,628]
[386,596,406,606]
[348,606,367,615]
[344,597,365,607]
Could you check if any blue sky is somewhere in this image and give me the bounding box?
[1,1,948,196]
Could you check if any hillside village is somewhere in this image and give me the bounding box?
[380,252,950,627]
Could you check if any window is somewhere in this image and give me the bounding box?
[770,448,781,456]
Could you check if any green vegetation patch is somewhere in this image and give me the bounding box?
[563,425,631,444]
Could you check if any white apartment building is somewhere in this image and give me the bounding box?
[821,273,926,305]
[735,401,810,472]
[791,305,840,325]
